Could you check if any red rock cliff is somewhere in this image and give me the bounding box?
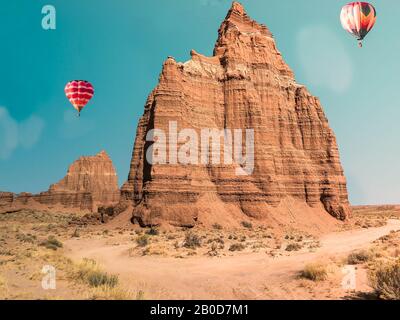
[121,2,351,228]
[49,150,120,207]
[1,151,119,212]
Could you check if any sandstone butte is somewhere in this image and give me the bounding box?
[0,151,120,213]
[120,2,351,231]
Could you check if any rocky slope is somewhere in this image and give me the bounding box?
[0,151,119,212]
[121,2,351,228]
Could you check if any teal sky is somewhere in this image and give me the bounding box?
[0,0,399,205]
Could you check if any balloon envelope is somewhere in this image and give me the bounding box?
[340,2,376,44]
[65,80,94,113]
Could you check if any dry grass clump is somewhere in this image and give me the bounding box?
[229,243,246,252]
[40,236,63,250]
[285,243,303,252]
[145,227,159,236]
[347,249,372,265]
[71,228,80,238]
[241,221,253,229]
[369,260,400,300]
[212,223,223,230]
[73,258,118,288]
[16,232,36,243]
[299,263,328,281]
[183,232,201,249]
[136,235,149,247]
[87,285,132,300]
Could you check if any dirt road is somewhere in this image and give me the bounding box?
[65,219,400,300]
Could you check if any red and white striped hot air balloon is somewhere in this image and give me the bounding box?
[340,2,377,48]
[64,80,94,116]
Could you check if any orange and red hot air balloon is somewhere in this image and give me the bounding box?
[340,2,377,47]
[64,80,94,116]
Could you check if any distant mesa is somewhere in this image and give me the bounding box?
[120,1,351,230]
[0,151,120,214]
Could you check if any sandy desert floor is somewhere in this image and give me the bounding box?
[1,206,400,300]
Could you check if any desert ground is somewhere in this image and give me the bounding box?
[1,206,400,300]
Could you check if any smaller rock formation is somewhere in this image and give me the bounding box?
[0,192,14,208]
[48,150,120,208]
[0,151,120,213]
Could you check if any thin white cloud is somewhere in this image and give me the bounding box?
[0,107,19,159]
[19,115,45,149]
[297,25,353,93]
[0,106,45,160]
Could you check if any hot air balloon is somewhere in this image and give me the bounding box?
[64,80,94,116]
[340,2,377,47]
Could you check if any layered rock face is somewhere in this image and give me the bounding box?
[121,2,350,227]
[1,151,119,212]
[48,150,120,207]
[0,192,14,208]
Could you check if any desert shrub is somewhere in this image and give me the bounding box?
[87,271,118,288]
[212,223,223,230]
[183,232,201,249]
[16,232,36,243]
[370,260,400,300]
[71,228,80,238]
[0,248,13,256]
[145,227,159,236]
[207,243,219,257]
[74,259,118,288]
[88,285,132,300]
[241,221,253,229]
[207,237,224,245]
[285,243,302,252]
[40,236,63,250]
[299,263,328,281]
[136,235,149,247]
[229,243,246,252]
[347,250,371,265]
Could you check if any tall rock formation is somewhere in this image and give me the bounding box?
[121,2,351,228]
[0,192,14,208]
[1,151,120,212]
[48,150,120,207]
